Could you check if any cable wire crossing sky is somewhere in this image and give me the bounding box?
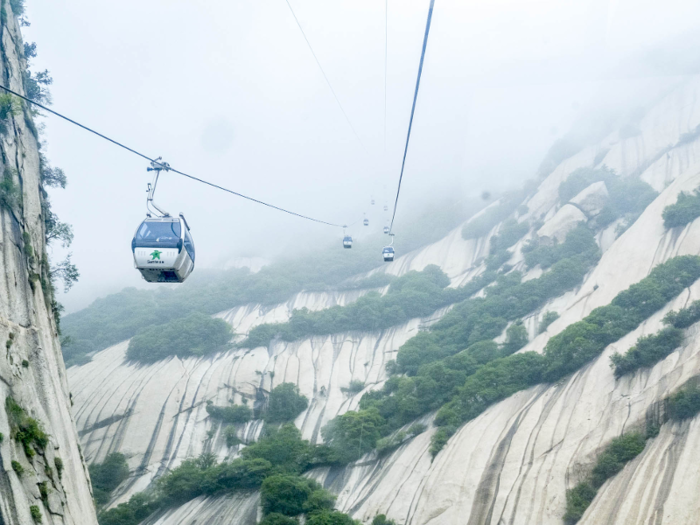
[389,0,436,233]
[0,83,349,228]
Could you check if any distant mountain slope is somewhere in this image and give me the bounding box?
[70,76,700,525]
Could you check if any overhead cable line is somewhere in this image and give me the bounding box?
[0,84,346,228]
[389,0,435,233]
[384,0,388,152]
[283,0,367,153]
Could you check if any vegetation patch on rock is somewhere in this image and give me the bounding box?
[662,187,700,229]
[97,425,359,525]
[126,312,232,363]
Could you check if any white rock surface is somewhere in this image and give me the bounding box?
[570,181,609,218]
[70,311,442,505]
[0,3,97,523]
[68,75,700,524]
[536,204,587,242]
[143,493,259,525]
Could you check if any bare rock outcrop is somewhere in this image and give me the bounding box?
[570,181,609,218]
[0,2,98,524]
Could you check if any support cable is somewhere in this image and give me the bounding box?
[284,0,367,152]
[389,0,435,233]
[0,84,346,228]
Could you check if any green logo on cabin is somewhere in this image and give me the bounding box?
[150,250,162,260]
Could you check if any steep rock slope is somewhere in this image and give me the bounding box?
[0,2,98,524]
[70,75,700,524]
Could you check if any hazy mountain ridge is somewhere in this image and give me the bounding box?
[70,75,700,524]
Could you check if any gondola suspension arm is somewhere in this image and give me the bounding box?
[146,157,171,217]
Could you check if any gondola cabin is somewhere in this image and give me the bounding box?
[363,218,369,226]
[132,214,195,283]
[382,246,395,262]
[383,226,389,234]
[343,235,353,249]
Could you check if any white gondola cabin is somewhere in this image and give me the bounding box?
[382,246,395,262]
[132,214,195,283]
[343,235,353,249]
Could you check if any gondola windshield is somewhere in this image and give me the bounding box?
[134,221,181,248]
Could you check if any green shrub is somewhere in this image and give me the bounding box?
[306,511,359,525]
[667,384,700,420]
[610,327,683,378]
[29,505,41,523]
[5,397,49,458]
[243,266,479,348]
[429,427,451,458]
[539,311,559,333]
[266,383,309,423]
[11,460,23,475]
[303,488,336,514]
[563,482,596,524]
[96,493,158,525]
[590,433,646,487]
[0,167,21,211]
[558,167,656,230]
[38,481,48,502]
[559,166,615,202]
[322,409,385,463]
[524,224,601,270]
[501,321,529,355]
[563,432,646,524]
[372,515,397,525]
[9,0,24,15]
[490,218,529,252]
[261,474,320,516]
[206,403,251,424]
[97,407,394,524]
[662,188,700,229]
[156,454,216,505]
[375,431,407,455]
[663,300,700,328]
[260,514,300,525]
[126,312,232,363]
[223,425,241,447]
[0,93,20,135]
[343,380,365,394]
[89,453,129,506]
[241,424,314,474]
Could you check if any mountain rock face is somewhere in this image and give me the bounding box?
[70,75,700,524]
[0,2,98,524]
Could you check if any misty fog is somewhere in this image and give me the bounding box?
[21,0,700,312]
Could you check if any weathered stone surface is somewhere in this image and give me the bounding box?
[536,204,587,242]
[0,2,98,523]
[570,180,609,217]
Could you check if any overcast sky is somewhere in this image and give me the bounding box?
[22,0,700,312]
